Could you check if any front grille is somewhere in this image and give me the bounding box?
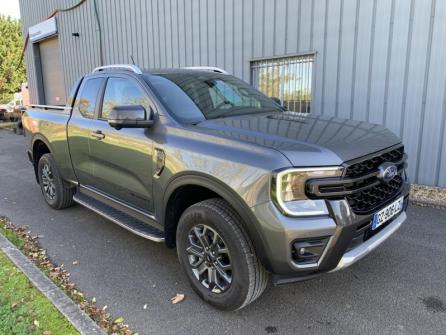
[306,145,407,215]
[346,174,403,214]
[345,146,404,177]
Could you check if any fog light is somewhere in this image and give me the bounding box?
[292,237,329,265]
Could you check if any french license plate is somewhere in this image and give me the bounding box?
[371,197,404,230]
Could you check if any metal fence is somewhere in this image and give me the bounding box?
[251,54,314,113]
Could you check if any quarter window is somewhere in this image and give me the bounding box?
[101,78,151,119]
[250,54,314,113]
[75,78,104,119]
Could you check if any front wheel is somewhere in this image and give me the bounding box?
[176,198,268,310]
[37,153,75,209]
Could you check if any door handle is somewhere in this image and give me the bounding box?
[91,130,105,140]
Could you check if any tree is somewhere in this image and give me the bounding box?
[0,15,26,104]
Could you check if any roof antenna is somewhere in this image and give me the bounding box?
[130,55,136,65]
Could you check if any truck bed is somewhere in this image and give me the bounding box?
[22,105,75,182]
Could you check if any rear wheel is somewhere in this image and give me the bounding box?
[176,198,268,310]
[37,153,75,209]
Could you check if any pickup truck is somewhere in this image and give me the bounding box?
[23,64,409,310]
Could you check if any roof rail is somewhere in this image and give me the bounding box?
[183,66,229,74]
[92,64,143,74]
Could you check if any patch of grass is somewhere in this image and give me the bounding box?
[0,217,135,335]
[0,223,24,249]
[0,122,16,129]
[0,251,79,335]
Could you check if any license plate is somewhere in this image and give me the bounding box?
[371,197,404,230]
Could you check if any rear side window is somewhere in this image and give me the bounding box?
[101,77,151,119]
[75,78,104,119]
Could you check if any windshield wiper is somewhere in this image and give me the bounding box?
[205,107,280,120]
[205,106,248,119]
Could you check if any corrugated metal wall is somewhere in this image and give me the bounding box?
[19,0,446,187]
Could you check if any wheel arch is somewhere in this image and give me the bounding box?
[31,135,54,182]
[162,172,273,271]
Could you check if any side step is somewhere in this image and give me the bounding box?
[73,193,165,242]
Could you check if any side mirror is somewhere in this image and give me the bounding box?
[108,105,154,130]
[270,97,287,110]
[270,97,282,105]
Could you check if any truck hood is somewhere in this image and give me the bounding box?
[195,112,401,166]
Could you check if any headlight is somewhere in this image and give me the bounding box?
[273,167,343,216]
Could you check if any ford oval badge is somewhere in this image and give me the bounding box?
[378,163,398,183]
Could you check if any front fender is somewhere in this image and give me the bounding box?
[159,172,274,272]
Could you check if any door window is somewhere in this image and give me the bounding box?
[74,78,105,119]
[101,78,151,119]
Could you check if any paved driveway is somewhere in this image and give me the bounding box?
[1,130,445,335]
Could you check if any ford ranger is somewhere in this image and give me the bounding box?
[22,64,409,310]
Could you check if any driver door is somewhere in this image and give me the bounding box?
[87,75,155,212]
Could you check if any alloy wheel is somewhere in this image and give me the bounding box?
[41,163,56,200]
[186,224,232,293]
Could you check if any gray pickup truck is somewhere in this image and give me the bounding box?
[23,64,409,310]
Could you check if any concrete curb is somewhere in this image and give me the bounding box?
[0,233,105,335]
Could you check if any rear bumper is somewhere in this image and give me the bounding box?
[251,182,410,279]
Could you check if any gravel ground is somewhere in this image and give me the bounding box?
[410,184,446,208]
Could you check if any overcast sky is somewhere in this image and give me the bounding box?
[0,0,20,19]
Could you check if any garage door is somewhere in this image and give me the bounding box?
[39,37,66,105]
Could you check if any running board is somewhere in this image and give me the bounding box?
[73,193,165,242]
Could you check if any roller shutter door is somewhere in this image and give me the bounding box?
[39,37,66,105]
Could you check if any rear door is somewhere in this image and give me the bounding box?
[67,77,106,187]
[88,75,155,212]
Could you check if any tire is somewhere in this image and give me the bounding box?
[176,198,268,310]
[37,153,75,209]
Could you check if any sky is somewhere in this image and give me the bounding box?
[0,0,20,19]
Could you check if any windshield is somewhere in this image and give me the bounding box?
[146,72,282,123]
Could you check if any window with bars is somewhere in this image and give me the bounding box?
[250,54,314,113]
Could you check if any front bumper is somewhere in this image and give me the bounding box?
[251,183,409,279]
[329,211,406,272]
